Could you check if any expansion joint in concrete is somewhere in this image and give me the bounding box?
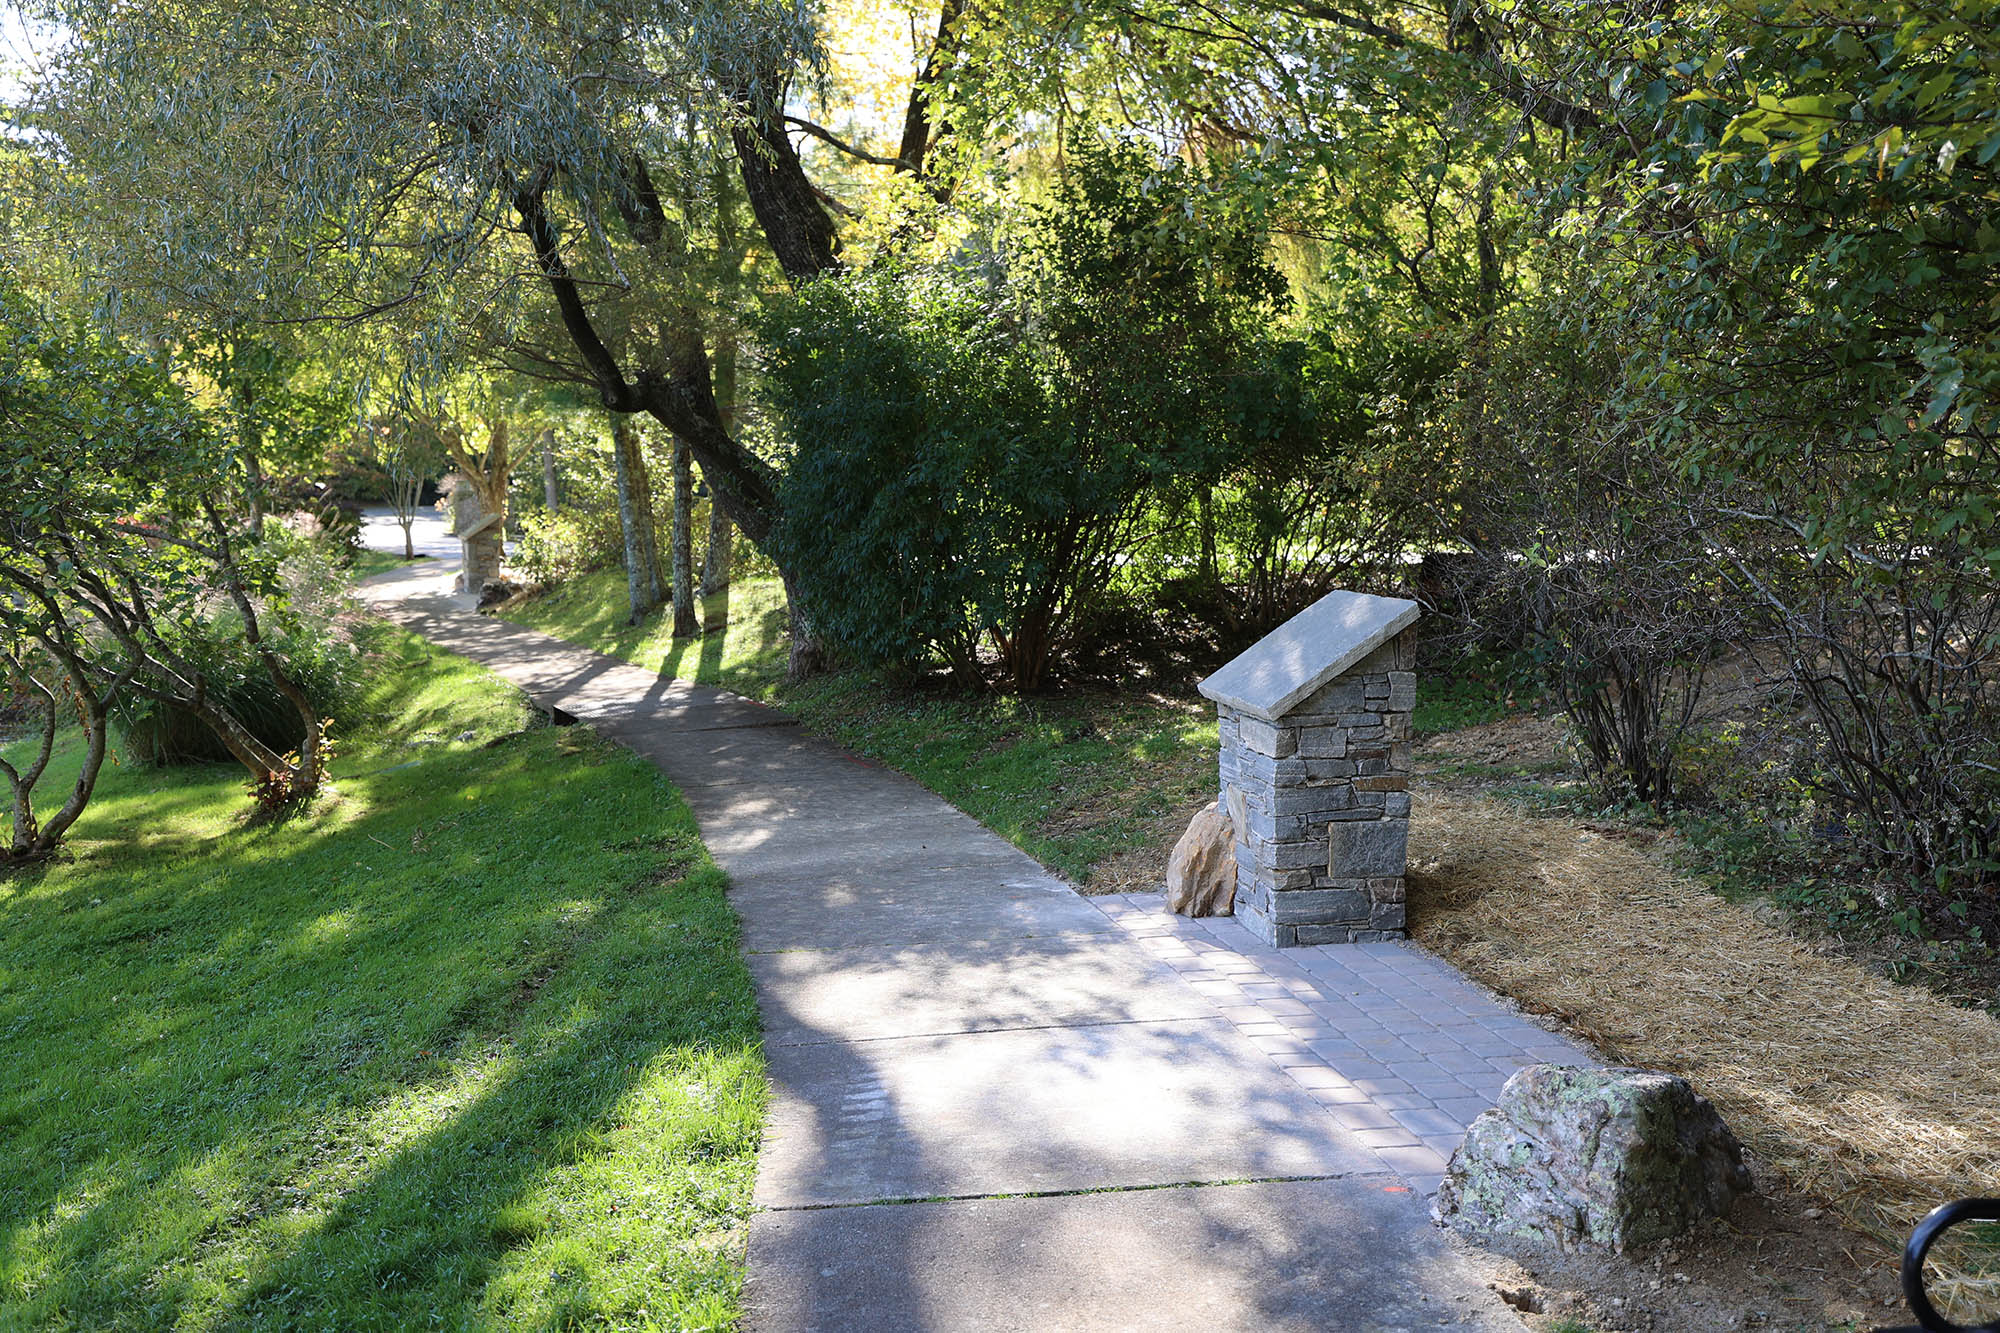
[760,1171,1401,1213]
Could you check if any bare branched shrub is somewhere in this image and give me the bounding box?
[1716,514,2000,894]
[1450,311,1740,806]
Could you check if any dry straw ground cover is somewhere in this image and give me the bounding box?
[1408,790,2000,1314]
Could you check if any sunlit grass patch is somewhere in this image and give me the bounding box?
[0,620,764,1331]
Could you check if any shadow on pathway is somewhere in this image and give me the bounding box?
[362,563,1528,1332]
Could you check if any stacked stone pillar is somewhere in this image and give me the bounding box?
[1198,592,1419,947]
[447,476,504,596]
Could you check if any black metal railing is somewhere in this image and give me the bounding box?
[1876,1199,2000,1333]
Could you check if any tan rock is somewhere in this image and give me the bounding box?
[1166,801,1236,917]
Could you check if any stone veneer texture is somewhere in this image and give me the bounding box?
[1217,628,1415,946]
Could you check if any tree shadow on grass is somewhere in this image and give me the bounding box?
[0,733,761,1331]
[215,894,761,1331]
[654,584,737,692]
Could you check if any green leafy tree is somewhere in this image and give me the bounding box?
[32,0,962,675]
[765,139,1301,690]
[1629,0,2000,885]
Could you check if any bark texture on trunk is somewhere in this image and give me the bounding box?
[730,116,839,283]
[36,696,108,852]
[540,427,561,513]
[610,415,661,622]
[703,285,739,596]
[0,647,115,859]
[702,499,733,595]
[631,428,666,607]
[780,566,831,681]
[671,435,700,639]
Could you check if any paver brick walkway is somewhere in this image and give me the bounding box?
[1090,895,1594,1195]
[361,561,1579,1331]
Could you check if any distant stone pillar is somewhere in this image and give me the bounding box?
[447,476,503,596]
[1198,591,1419,946]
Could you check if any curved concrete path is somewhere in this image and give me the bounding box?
[360,561,1535,1331]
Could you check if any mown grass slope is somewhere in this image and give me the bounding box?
[0,620,763,1331]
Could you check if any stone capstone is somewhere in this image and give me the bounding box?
[1197,589,1420,722]
[1166,801,1236,917]
[1433,1064,1753,1251]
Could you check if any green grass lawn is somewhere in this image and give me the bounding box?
[0,620,764,1331]
[507,572,1218,885]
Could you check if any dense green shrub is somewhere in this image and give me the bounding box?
[762,139,1310,690]
[513,508,623,589]
[1164,318,1453,636]
[1447,293,1741,807]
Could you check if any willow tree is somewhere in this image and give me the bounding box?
[33,0,959,676]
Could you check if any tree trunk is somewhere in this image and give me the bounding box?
[0,665,56,857]
[703,498,733,595]
[671,436,701,639]
[1198,487,1218,583]
[632,430,667,608]
[200,498,328,796]
[730,115,840,283]
[513,121,841,669]
[703,296,739,596]
[780,567,831,681]
[388,447,423,559]
[32,695,109,855]
[610,415,657,622]
[540,427,561,513]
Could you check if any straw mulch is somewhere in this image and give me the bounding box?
[1408,790,2000,1309]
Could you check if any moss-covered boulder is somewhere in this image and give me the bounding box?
[1433,1064,1751,1250]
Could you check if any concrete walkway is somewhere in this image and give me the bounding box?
[359,562,1555,1331]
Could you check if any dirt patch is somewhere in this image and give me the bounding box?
[1418,710,1577,771]
[1408,788,2000,1324]
[1461,1187,1901,1332]
[1077,798,1211,895]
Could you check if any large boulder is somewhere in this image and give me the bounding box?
[1434,1064,1752,1251]
[1166,801,1236,916]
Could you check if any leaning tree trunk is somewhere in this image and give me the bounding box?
[671,436,701,639]
[1,663,57,858]
[512,106,841,677]
[0,648,118,859]
[25,693,110,857]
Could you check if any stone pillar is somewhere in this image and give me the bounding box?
[1198,591,1419,946]
[447,476,503,596]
